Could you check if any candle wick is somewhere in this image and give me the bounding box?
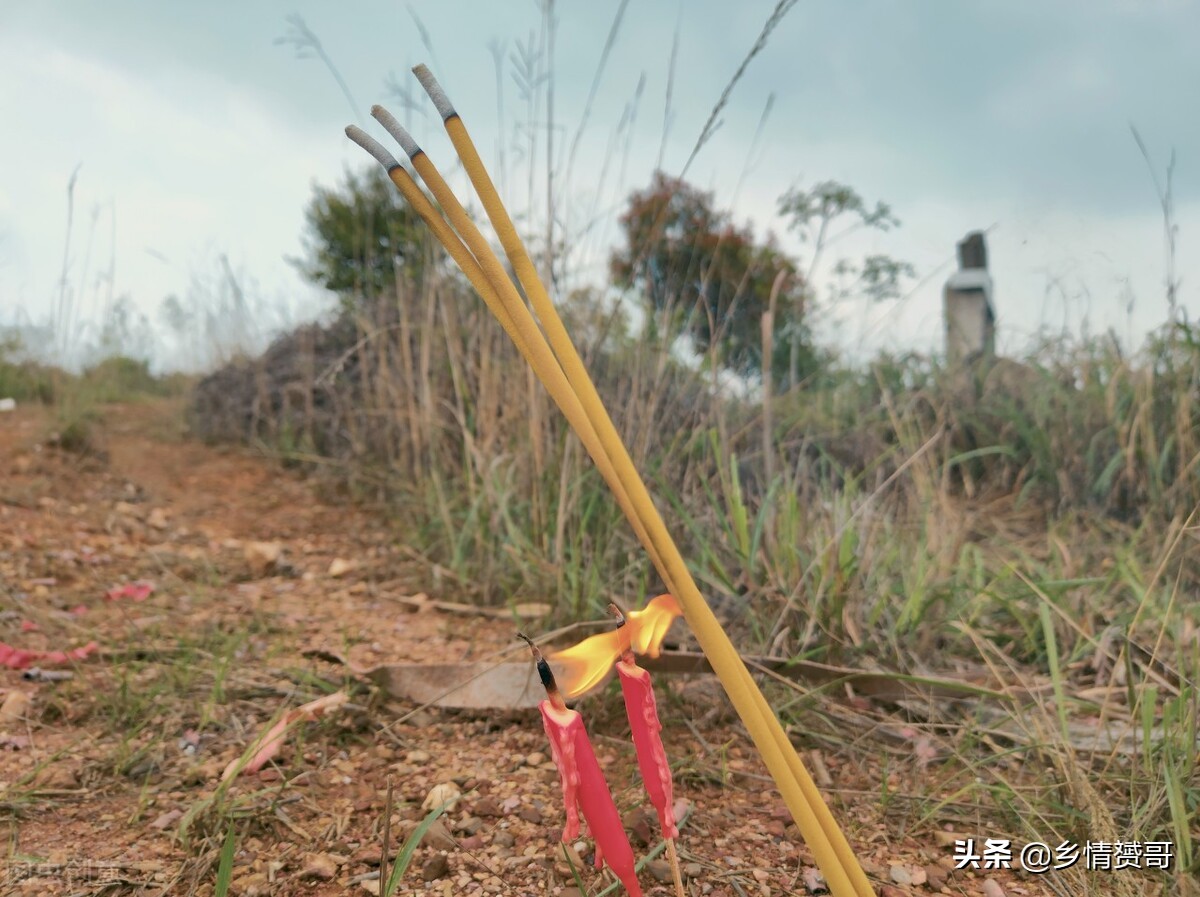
[517,631,542,660]
[519,630,568,709]
[607,604,637,664]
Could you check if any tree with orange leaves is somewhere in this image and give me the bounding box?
[610,171,816,381]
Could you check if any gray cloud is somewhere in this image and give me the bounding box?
[1,0,1195,365]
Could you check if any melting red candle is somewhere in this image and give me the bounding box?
[521,634,643,897]
[612,606,679,840]
[617,658,678,838]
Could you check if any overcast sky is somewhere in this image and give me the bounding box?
[1,0,1197,368]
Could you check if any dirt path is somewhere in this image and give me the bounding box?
[1,401,1047,896]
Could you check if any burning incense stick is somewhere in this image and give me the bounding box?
[518,634,643,897]
[345,70,874,897]
[611,606,685,897]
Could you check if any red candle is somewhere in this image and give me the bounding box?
[616,657,678,839]
[522,635,643,897]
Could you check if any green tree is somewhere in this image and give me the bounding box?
[610,171,815,380]
[778,180,914,387]
[296,167,435,308]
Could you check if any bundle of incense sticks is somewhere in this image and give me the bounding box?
[345,65,875,897]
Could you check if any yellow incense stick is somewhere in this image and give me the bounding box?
[412,80,873,892]
[350,113,662,575]
[343,127,527,355]
[367,95,869,897]
[407,68,874,897]
[347,80,874,897]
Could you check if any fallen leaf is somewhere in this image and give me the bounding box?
[383,589,549,620]
[306,652,545,710]
[222,691,348,781]
[982,879,1007,897]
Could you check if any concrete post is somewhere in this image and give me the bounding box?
[944,231,995,364]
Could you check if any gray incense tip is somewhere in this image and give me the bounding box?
[371,105,421,158]
[345,125,400,171]
[412,64,455,120]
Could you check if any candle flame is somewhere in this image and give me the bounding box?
[550,594,681,698]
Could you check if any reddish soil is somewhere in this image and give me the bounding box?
[0,401,1058,896]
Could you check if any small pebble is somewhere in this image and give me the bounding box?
[422,782,461,812]
[423,820,457,851]
[924,864,948,889]
[646,860,672,883]
[421,853,450,881]
[493,831,515,848]
[473,796,503,817]
[454,816,483,835]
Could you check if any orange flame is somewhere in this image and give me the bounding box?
[549,594,682,698]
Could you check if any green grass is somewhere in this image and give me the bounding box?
[185,303,1200,894]
[213,826,237,897]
